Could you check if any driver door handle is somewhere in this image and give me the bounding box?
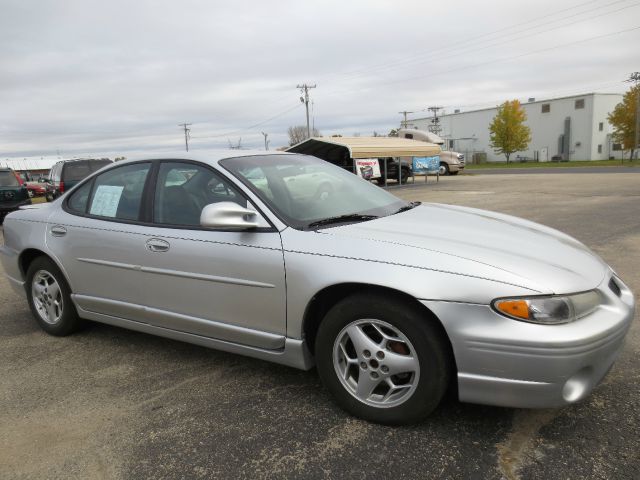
[146,238,170,253]
[50,225,67,237]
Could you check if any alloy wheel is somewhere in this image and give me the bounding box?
[31,270,64,325]
[332,319,420,408]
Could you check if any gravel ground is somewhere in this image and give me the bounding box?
[1,172,638,479]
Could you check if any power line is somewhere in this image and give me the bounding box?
[319,0,631,84]
[190,103,302,139]
[320,24,640,102]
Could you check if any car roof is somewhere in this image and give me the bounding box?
[56,158,112,164]
[122,149,293,168]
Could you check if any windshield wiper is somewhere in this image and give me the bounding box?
[307,213,379,229]
[392,201,421,214]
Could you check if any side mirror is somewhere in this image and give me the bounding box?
[200,202,259,230]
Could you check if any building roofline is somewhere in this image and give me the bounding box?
[409,92,623,122]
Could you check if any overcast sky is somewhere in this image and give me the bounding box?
[1,0,639,157]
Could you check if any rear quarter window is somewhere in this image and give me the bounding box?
[0,171,19,187]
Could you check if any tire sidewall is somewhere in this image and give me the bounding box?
[26,257,80,336]
[315,294,450,425]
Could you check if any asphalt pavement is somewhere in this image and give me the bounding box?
[1,172,638,479]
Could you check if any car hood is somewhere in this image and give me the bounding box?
[319,203,608,294]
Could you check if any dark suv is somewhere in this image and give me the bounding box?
[45,158,113,202]
[0,168,31,222]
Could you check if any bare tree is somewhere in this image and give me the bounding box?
[288,125,320,146]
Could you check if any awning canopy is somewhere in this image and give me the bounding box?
[286,136,441,159]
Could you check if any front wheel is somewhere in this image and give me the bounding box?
[315,294,451,425]
[26,257,82,336]
[439,164,450,176]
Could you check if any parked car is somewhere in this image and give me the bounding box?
[26,181,46,198]
[45,158,113,202]
[0,152,634,425]
[0,167,31,222]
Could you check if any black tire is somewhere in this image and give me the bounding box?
[26,256,82,336]
[45,193,53,202]
[315,293,451,425]
[439,164,450,176]
[450,170,459,176]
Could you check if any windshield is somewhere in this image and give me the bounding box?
[0,171,20,187]
[220,154,408,229]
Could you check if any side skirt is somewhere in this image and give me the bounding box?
[75,306,315,371]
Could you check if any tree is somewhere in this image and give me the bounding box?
[287,125,320,146]
[489,100,531,163]
[608,84,639,161]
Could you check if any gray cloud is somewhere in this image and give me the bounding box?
[1,0,638,156]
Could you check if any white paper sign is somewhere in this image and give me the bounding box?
[89,185,124,217]
[355,158,382,179]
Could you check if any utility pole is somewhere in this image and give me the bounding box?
[261,132,270,151]
[297,84,317,139]
[178,123,192,151]
[398,111,414,129]
[427,106,443,136]
[626,72,640,161]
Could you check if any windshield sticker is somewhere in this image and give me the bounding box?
[90,185,123,217]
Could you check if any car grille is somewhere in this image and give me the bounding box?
[1,191,15,200]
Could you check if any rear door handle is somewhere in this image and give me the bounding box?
[50,225,67,237]
[146,238,170,253]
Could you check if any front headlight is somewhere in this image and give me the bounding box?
[492,290,601,324]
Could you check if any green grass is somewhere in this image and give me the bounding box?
[465,159,640,169]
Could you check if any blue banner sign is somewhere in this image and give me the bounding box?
[412,156,440,174]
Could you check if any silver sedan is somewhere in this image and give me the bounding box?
[0,152,635,425]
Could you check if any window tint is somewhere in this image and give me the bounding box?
[67,180,93,213]
[63,161,91,181]
[0,171,19,187]
[88,163,150,220]
[154,162,245,226]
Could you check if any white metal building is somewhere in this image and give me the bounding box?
[407,93,624,162]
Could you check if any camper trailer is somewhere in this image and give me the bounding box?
[397,129,465,175]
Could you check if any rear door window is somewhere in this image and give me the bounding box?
[87,163,150,221]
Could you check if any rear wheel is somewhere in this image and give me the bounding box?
[26,257,82,336]
[315,293,451,425]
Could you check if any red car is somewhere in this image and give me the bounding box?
[26,181,46,198]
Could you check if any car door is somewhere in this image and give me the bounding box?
[46,162,153,322]
[134,160,287,350]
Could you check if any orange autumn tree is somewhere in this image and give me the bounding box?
[608,84,639,161]
[489,100,532,163]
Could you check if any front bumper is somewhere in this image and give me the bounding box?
[421,272,635,408]
[0,245,26,297]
